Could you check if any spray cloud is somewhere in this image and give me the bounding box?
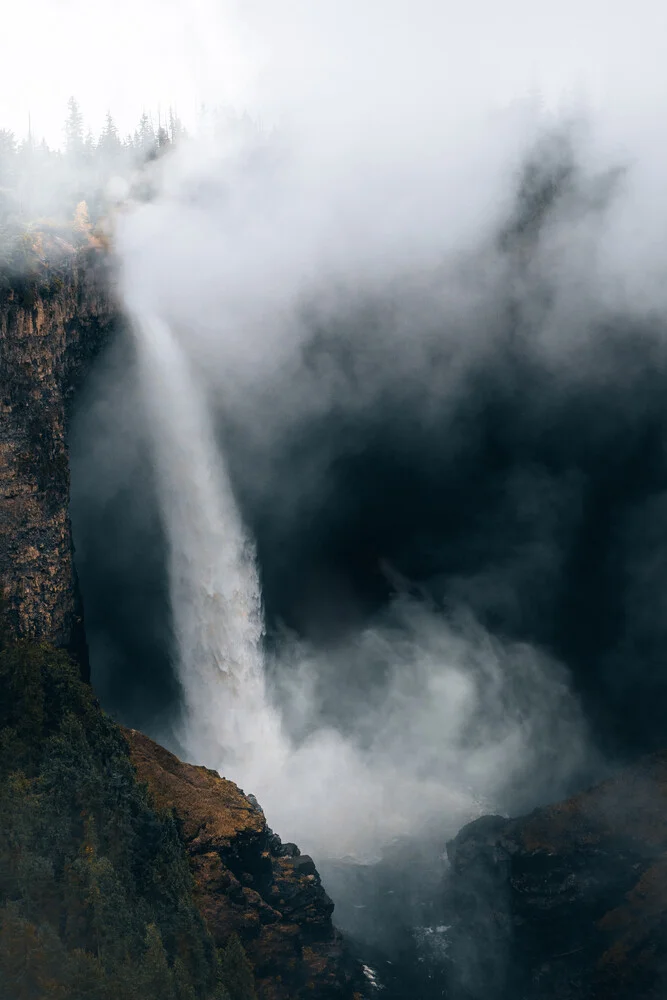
[66,0,667,888]
[111,63,598,869]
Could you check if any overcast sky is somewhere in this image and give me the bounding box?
[1,1,665,146]
[0,0,253,144]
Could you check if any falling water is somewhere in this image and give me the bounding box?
[124,309,590,861]
[130,312,286,782]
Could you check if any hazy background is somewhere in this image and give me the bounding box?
[3,0,667,144]
[44,0,667,986]
[62,0,667,840]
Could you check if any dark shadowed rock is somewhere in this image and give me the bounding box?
[444,752,667,999]
[0,243,116,675]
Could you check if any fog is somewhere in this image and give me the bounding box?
[62,0,667,985]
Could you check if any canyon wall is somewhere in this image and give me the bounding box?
[0,245,116,674]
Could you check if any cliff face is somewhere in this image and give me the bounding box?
[0,249,116,674]
[124,728,366,1000]
[0,251,368,998]
[444,752,667,1000]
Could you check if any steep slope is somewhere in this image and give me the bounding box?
[125,729,365,1000]
[0,242,116,676]
[0,635,367,1000]
[0,637,225,999]
[0,635,362,1000]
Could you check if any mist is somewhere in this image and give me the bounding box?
[63,0,667,983]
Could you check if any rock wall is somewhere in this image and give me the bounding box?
[0,248,370,997]
[124,728,366,1000]
[444,751,667,1000]
[0,248,116,674]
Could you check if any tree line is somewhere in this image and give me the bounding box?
[0,98,188,229]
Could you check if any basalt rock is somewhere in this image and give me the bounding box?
[444,751,667,1000]
[0,245,116,675]
[124,727,366,1000]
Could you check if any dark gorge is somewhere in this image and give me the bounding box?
[72,143,667,765]
[5,135,667,999]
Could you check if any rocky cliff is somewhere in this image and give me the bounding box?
[124,728,365,1000]
[10,241,667,1000]
[0,244,116,675]
[0,251,366,999]
[444,752,667,1000]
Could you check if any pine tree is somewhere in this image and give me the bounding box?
[218,935,256,1000]
[156,125,170,150]
[64,97,84,157]
[0,129,16,186]
[98,111,121,164]
[66,948,109,1000]
[140,924,176,1000]
[172,956,196,1000]
[0,903,63,1000]
[83,128,96,161]
[0,641,221,1000]
[136,112,156,158]
[168,107,186,144]
[0,129,18,223]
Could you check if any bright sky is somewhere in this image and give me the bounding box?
[1,0,666,147]
[0,0,254,145]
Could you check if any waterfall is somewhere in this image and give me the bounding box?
[123,312,588,861]
[130,312,286,782]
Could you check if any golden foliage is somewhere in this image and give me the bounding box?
[72,201,91,233]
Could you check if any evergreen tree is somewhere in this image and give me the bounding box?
[173,956,197,1000]
[98,111,121,157]
[136,112,156,158]
[141,923,176,1000]
[83,127,96,162]
[157,125,171,150]
[168,107,186,144]
[0,129,17,186]
[218,935,256,1000]
[0,640,219,1000]
[64,97,84,157]
[102,111,118,143]
[0,904,64,1000]
[15,135,35,217]
[65,948,110,1000]
[0,98,191,224]
[91,117,122,218]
